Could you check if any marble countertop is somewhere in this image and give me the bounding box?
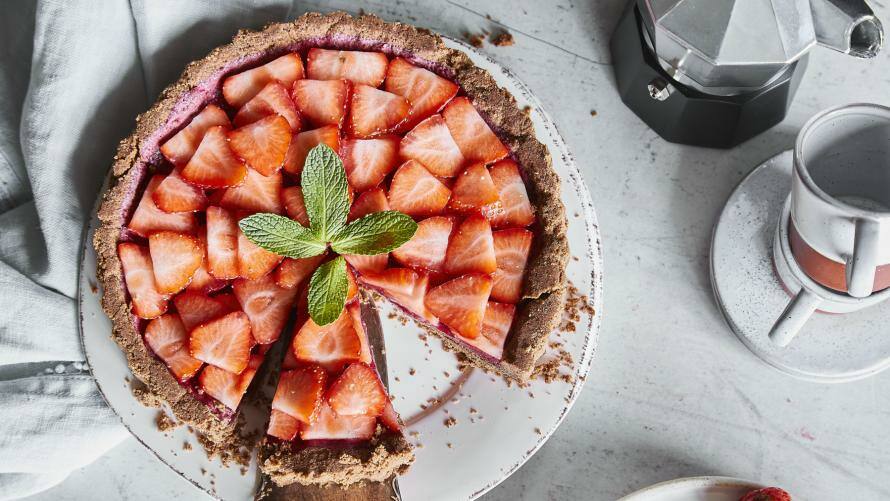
[28,1,890,499]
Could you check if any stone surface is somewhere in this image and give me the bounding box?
[26,0,890,499]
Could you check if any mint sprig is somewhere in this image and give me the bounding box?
[301,144,350,241]
[238,213,327,258]
[307,256,349,326]
[331,211,417,255]
[238,144,417,325]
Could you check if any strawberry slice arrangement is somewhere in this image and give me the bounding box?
[117,47,538,445]
[738,487,792,501]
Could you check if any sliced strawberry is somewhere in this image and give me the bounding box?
[448,163,500,212]
[379,400,402,432]
[292,79,349,128]
[172,291,239,332]
[281,343,300,370]
[348,85,409,138]
[237,231,283,280]
[346,302,372,364]
[348,188,389,221]
[442,96,509,164]
[343,254,389,274]
[425,274,493,339]
[152,170,207,213]
[160,104,230,166]
[223,53,305,108]
[118,243,168,319]
[144,313,203,381]
[465,301,515,359]
[491,228,533,303]
[187,264,226,294]
[189,310,253,373]
[219,168,284,214]
[306,49,388,87]
[340,135,400,191]
[267,409,301,441]
[485,160,535,228]
[274,255,325,289]
[148,231,203,295]
[186,234,228,293]
[272,365,327,423]
[346,265,359,302]
[205,206,240,279]
[385,58,459,130]
[283,126,340,177]
[444,214,497,275]
[399,114,465,177]
[291,308,362,373]
[199,354,262,410]
[227,115,292,177]
[391,216,454,273]
[281,186,310,226]
[300,401,376,441]
[358,268,434,322]
[387,160,451,217]
[327,363,386,417]
[233,81,301,131]
[128,175,197,237]
[181,126,248,188]
[233,274,297,344]
[738,487,792,501]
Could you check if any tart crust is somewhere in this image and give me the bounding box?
[260,431,413,488]
[93,11,567,487]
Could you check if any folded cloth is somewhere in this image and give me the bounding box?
[0,1,295,498]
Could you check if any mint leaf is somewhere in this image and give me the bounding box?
[330,211,418,255]
[238,213,326,259]
[301,144,349,242]
[307,256,348,325]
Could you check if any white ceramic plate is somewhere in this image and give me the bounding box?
[78,37,602,501]
[619,476,768,501]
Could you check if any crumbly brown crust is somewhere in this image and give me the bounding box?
[94,175,237,447]
[259,431,413,488]
[93,10,567,487]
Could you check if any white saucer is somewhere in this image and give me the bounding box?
[710,150,890,383]
[619,476,767,501]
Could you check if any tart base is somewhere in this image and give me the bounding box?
[259,431,414,487]
[93,9,568,487]
[94,206,239,448]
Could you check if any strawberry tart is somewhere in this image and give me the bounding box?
[93,12,567,488]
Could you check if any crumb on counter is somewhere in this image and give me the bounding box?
[155,411,178,432]
[465,32,485,47]
[491,31,515,47]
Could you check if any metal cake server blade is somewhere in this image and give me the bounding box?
[360,292,403,501]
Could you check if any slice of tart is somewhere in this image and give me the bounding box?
[261,300,412,486]
[94,12,567,488]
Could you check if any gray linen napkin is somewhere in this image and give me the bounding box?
[0,1,298,497]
